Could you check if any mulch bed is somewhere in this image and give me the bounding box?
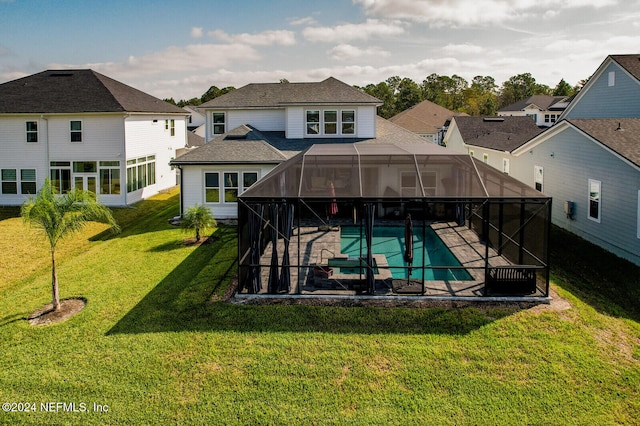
[28,298,87,326]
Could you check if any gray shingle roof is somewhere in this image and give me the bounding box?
[199,77,382,109]
[610,54,640,82]
[0,69,186,114]
[389,99,466,134]
[453,116,544,152]
[567,118,640,168]
[171,116,430,165]
[498,95,569,113]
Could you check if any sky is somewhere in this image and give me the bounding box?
[2,0,640,101]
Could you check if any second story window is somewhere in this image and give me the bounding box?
[70,120,82,142]
[341,110,355,134]
[324,111,337,134]
[212,112,225,135]
[306,110,320,135]
[306,109,356,136]
[26,121,38,143]
[170,119,175,136]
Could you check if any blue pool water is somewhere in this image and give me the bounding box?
[340,226,473,281]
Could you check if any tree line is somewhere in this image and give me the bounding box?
[165,73,584,119]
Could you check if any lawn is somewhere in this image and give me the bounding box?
[0,189,638,425]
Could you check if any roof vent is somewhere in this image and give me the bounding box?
[49,72,74,77]
[616,122,624,131]
[225,134,248,140]
[483,117,504,122]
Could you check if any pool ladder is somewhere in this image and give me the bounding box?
[320,248,335,265]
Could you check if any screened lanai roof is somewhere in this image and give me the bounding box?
[240,143,546,199]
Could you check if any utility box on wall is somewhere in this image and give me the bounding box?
[564,201,575,219]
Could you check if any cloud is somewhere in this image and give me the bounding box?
[302,19,406,43]
[48,43,260,79]
[289,16,317,26]
[209,29,296,46]
[327,44,390,60]
[354,0,619,26]
[191,27,204,38]
[441,43,484,55]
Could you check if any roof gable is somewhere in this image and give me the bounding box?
[199,77,382,109]
[498,95,568,113]
[0,69,185,114]
[452,116,544,152]
[389,99,464,134]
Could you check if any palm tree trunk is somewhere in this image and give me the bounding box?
[195,227,201,242]
[51,248,60,311]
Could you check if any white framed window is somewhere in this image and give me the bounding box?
[20,169,36,194]
[544,114,558,124]
[534,166,543,192]
[26,121,38,143]
[400,171,437,196]
[608,71,615,87]
[99,161,121,195]
[421,171,437,196]
[212,112,225,135]
[502,158,510,174]
[50,161,71,194]
[170,119,175,136]
[305,109,356,136]
[1,169,17,194]
[204,172,220,203]
[126,156,155,193]
[224,172,239,203]
[70,120,82,142]
[588,179,601,222]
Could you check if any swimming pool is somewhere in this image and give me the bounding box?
[340,226,473,280]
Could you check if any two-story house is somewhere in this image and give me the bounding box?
[170,77,442,219]
[508,55,640,266]
[0,69,188,206]
[498,95,571,127]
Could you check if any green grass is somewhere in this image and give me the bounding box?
[0,190,638,425]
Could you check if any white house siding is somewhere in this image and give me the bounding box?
[180,164,275,220]
[565,62,640,119]
[356,106,376,138]
[0,115,48,205]
[511,126,640,266]
[124,115,184,205]
[286,107,304,139]
[227,109,286,133]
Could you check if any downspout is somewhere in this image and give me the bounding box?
[178,165,184,217]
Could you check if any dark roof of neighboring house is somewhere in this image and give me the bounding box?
[567,118,640,168]
[498,95,569,113]
[0,69,186,114]
[171,116,429,165]
[610,54,640,82]
[199,77,382,109]
[453,116,544,152]
[388,99,466,134]
[186,131,205,148]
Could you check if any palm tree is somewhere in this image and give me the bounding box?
[21,179,120,311]
[181,204,216,242]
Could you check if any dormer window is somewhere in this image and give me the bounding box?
[306,109,356,136]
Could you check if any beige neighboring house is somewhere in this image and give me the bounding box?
[389,99,466,144]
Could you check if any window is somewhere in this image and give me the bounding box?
[400,171,437,196]
[544,114,558,124]
[534,166,543,192]
[73,161,97,173]
[243,172,258,192]
[70,121,82,142]
[502,158,510,174]
[608,71,615,87]
[26,121,38,143]
[588,179,601,222]
[400,172,416,197]
[324,110,337,134]
[306,109,356,136]
[126,156,155,193]
[306,110,320,135]
[212,112,225,135]
[205,172,220,203]
[170,119,175,136]
[20,169,36,194]
[1,169,17,194]
[99,161,120,195]
[421,171,437,196]
[165,120,169,130]
[50,162,71,194]
[341,110,355,134]
[224,172,239,202]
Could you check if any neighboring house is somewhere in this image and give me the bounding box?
[442,116,543,174]
[183,105,206,132]
[171,76,443,219]
[0,69,188,206]
[498,95,571,127]
[388,99,466,144]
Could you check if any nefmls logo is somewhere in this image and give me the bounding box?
[40,402,88,412]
